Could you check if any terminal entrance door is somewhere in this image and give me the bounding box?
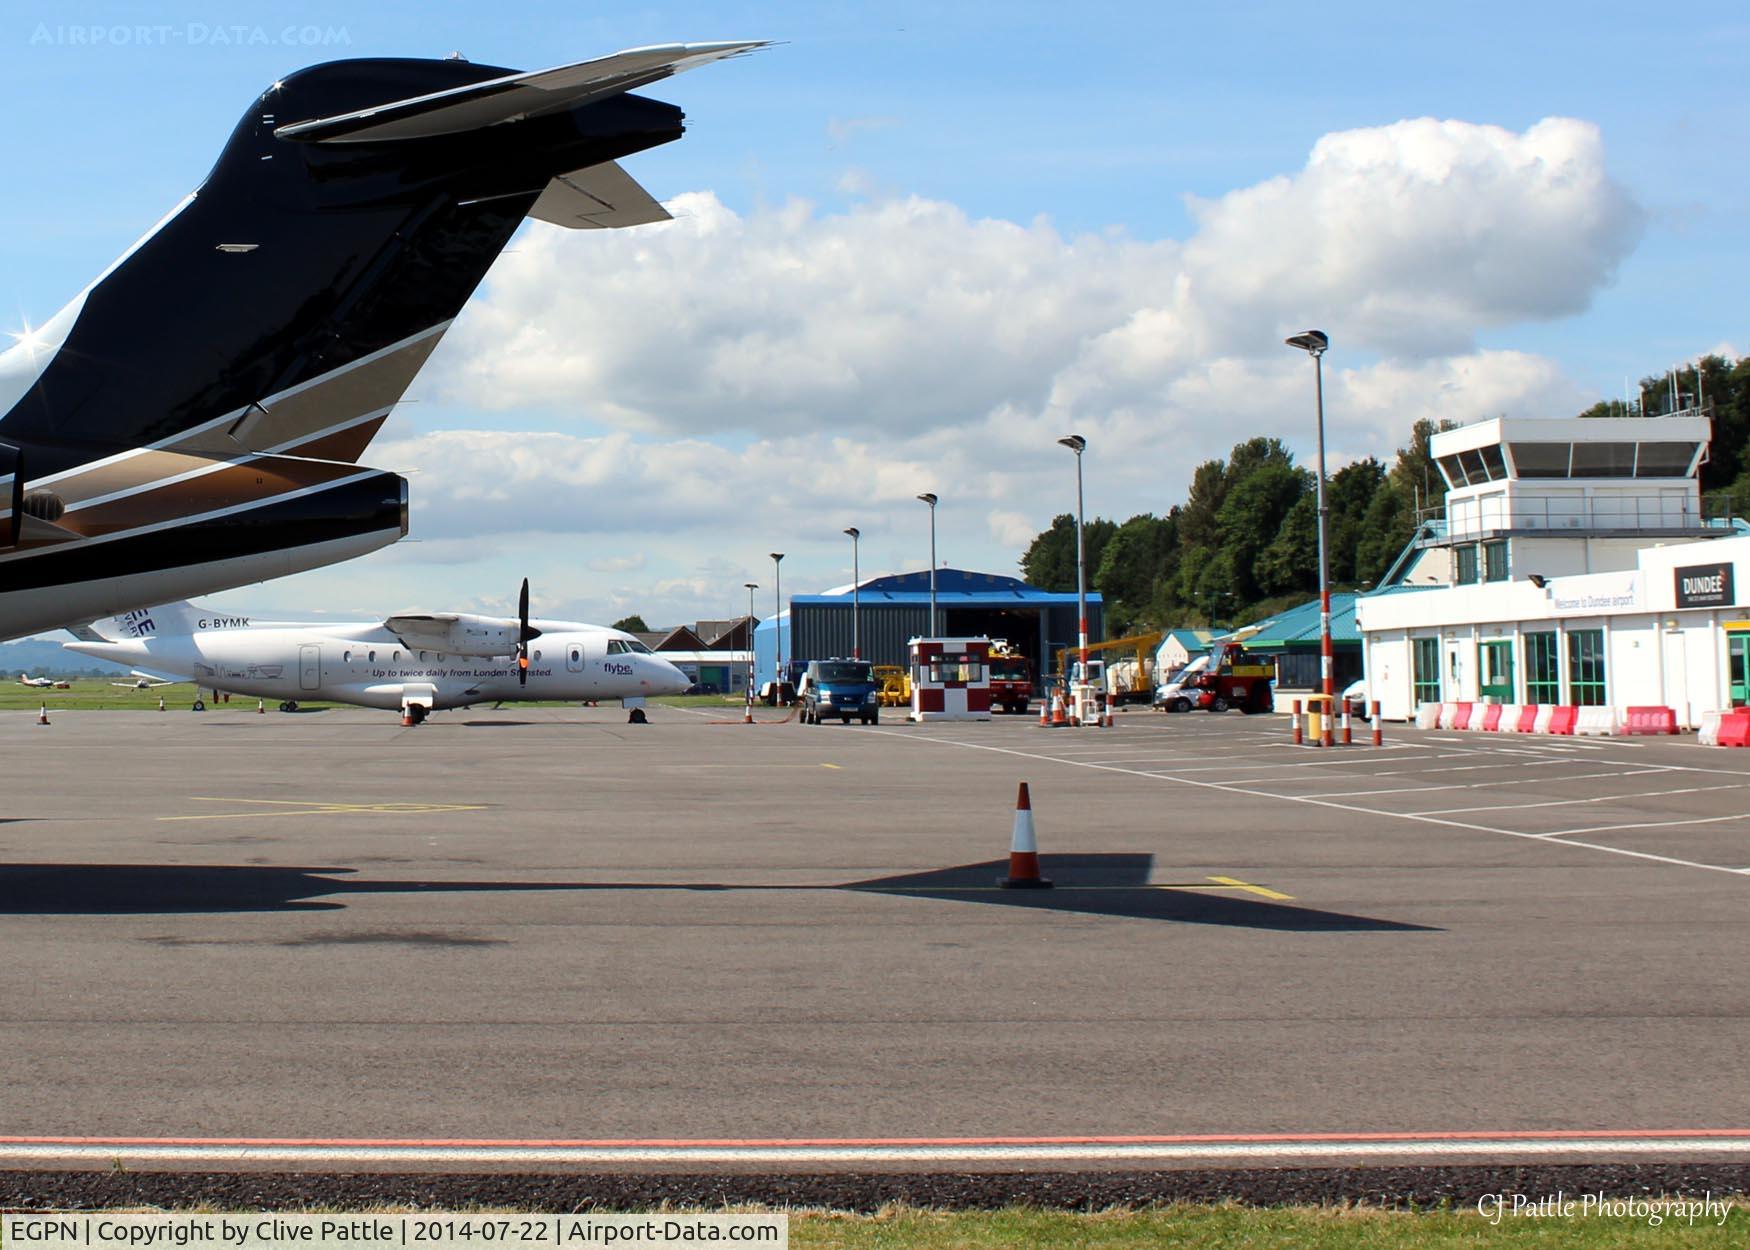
[1478,640,1514,703]
[1729,632,1750,708]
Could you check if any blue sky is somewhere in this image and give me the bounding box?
[3,2,1746,628]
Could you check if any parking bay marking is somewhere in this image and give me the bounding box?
[875,731,1750,879]
[161,797,488,822]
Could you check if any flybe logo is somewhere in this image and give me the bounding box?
[198,616,251,630]
[118,609,155,638]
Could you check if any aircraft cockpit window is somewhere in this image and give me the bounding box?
[606,640,627,654]
[624,639,652,654]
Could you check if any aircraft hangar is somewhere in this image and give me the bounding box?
[752,569,1103,691]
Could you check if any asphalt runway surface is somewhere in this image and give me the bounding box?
[3,703,1749,1179]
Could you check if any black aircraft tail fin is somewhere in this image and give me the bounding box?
[0,42,766,474]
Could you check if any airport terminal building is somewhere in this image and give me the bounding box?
[753,569,1102,690]
[1357,412,1747,725]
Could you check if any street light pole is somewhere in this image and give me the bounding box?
[743,581,758,717]
[843,527,861,659]
[1058,435,1088,714]
[770,552,785,701]
[917,493,938,636]
[1286,329,1333,745]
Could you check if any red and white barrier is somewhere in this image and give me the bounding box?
[1574,706,1621,737]
[1622,706,1678,735]
[1699,710,1723,747]
[1474,704,1503,731]
[1532,705,1555,734]
[1718,712,1750,748]
[1546,706,1578,735]
[1415,702,1441,730]
[1496,704,1526,733]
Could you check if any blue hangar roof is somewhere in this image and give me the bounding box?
[795,568,1101,606]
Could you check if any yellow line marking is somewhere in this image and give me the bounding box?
[821,763,842,770]
[161,797,487,822]
[1206,874,1294,900]
[869,881,1294,897]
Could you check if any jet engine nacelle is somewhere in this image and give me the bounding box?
[384,613,523,658]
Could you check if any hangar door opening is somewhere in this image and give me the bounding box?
[943,607,1042,692]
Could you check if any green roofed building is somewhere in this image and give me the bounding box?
[1240,593,1364,692]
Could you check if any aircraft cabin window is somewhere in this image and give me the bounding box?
[343,650,352,662]
[419,650,428,661]
[368,650,376,662]
[534,649,542,660]
[393,650,401,661]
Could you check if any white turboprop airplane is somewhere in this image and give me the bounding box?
[64,581,689,722]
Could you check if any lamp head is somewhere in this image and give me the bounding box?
[770,552,784,564]
[1058,434,1087,454]
[1528,573,1548,588]
[917,492,938,507]
[843,526,860,539]
[744,582,758,591]
[1285,329,1329,357]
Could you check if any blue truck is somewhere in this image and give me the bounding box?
[797,658,880,725]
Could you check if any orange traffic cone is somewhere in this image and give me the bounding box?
[157,696,165,712]
[401,707,416,727]
[743,699,754,724]
[257,698,265,714]
[36,703,49,726]
[1038,697,1050,728]
[1050,693,1067,727]
[998,781,1052,889]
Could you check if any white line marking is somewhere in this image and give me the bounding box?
[7,1137,1750,1166]
[1417,784,1750,816]
[1539,812,1750,838]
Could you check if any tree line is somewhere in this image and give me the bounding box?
[1021,352,1750,637]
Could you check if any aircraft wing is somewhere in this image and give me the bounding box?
[276,41,768,144]
[529,161,671,230]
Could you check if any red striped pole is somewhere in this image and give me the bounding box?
[1371,700,1383,747]
[1292,699,1303,746]
[1341,698,1352,745]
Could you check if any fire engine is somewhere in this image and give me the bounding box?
[988,640,1033,714]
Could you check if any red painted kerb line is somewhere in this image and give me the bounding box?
[3,1130,1749,1149]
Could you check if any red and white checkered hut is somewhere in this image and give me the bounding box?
[908,636,993,722]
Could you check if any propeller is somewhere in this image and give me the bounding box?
[516,577,542,686]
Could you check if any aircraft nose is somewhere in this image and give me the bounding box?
[657,660,689,695]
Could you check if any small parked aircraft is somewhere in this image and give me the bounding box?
[64,581,688,721]
[17,672,66,689]
[110,673,178,690]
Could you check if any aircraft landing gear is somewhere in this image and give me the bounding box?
[279,700,299,713]
[191,699,206,711]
